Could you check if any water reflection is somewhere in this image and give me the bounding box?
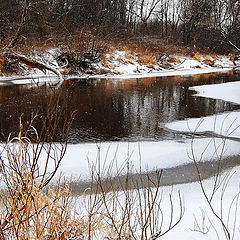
[0,72,239,143]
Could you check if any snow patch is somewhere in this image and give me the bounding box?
[157,166,240,240]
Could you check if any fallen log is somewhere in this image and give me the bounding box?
[7,52,64,82]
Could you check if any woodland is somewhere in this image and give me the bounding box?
[0,0,240,75]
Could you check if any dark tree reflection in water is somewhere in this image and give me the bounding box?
[0,72,239,143]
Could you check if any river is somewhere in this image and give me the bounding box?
[0,71,239,143]
[1,71,240,187]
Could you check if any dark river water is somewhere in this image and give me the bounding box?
[0,71,239,143]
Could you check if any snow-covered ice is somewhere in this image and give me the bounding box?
[190,80,240,105]
[166,79,240,138]
[165,111,240,139]
[43,138,240,179]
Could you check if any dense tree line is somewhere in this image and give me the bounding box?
[0,0,239,53]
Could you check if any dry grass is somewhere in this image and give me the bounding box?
[107,44,117,54]
[113,70,121,75]
[0,56,5,76]
[133,45,158,67]
[0,83,76,239]
[101,54,107,64]
[193,52,203,62]
[173,56,181,64]
[118,55,135,65]
[119,45,136,53]
[202,56,215,66]
[137,54,157,66]
[99,68,112,74]
[101,54,114,69]
[0,133,84,239]
[0,183,84,239]
[125,51,135,61]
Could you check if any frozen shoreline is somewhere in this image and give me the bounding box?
[0,67,233,86]
[72,67,233,80]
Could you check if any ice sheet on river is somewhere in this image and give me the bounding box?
[166,80,240,138]
[47,138,240,179]
[50,77,240,178]
[165,111,240,139]
[190,80,240,105]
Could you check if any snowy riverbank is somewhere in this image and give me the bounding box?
[0,48,238,85]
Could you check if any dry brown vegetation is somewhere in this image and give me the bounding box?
[0,57,5,76]
[193,52,203,62]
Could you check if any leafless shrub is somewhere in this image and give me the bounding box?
[190,118,240,240]
[80,146,184,239]
[56,31,107,74]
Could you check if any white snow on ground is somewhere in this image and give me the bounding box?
[74,162,240,240]
[43,138,240,179]
[155,166,240,240]
[177,58,206,69]
[190,80,240,105]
